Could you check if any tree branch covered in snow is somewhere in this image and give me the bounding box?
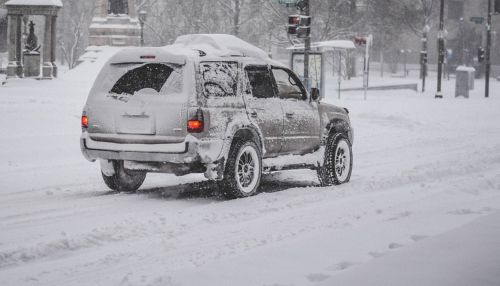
[53,0,444,66]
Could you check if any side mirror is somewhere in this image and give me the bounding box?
[311,88,320,102]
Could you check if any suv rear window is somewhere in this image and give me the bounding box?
[200,62,238,97]
[111,63,174,95]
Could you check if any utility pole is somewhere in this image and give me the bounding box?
[421,25,429,93]
[286,0,311,88]
[363,35,372,100]
[436,0,445,99]
[485,0,493,98]
[303,0,311,91]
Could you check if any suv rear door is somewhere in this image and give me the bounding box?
[86,62,188,144]
[271,67,320,154]
[244,65,283,157]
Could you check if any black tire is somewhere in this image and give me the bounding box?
[318,133,353,186]
[218,139,262,199]
[101,161,146,192]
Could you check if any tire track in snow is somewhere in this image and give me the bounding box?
[2,143,499,272]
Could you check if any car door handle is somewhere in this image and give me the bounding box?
[250,111,258,118]
[286,112,294,118]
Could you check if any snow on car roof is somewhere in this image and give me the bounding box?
[108,34,283,68]
[173,34,270,60]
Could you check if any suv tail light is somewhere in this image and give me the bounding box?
[187,109,204,133]
[81,114,89,129]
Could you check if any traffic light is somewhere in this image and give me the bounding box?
[297,26,311,39]
[287,15,311,37]
[288,15,300,35]
[354,36,367,46]
[495,0,500,14]
[421,51,428,65]
[478,47,486,62]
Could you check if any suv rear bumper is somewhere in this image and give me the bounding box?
[80,132,223,165]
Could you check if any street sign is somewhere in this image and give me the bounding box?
[470,16,485,24]
[278,0,297,8]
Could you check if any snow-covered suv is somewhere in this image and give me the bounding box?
[80,34,353,198]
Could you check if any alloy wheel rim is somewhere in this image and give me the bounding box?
[236,146,260,193]
[334,139,351,182]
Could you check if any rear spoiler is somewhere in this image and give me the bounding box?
[108,47,186,66]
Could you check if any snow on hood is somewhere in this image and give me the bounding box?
[174,34,270,60]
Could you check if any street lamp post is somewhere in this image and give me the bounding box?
[403,50,407,78]
[485,0,493,98]
[303,0,311,91]
[421,25,430,93]
[402,49,411,78]
[459,18,466,65]
[139,10,148,47]
[436,0,445,99]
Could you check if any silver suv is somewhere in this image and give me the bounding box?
[81,34,353,198]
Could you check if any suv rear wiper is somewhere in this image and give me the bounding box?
[107,93,130,102]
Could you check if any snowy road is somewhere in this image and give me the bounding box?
[1,52,500,285]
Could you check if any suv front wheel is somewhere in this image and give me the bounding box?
[219,139,262,199]
[318,133,353,186]
[101,161,147,192]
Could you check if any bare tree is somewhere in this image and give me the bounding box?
[401,0,437,36]
[58,0,95,69]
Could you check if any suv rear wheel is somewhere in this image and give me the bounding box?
[101,161,146,192]
[318,133,353,186]
[219,139,262,199]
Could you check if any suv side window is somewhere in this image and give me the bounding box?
[245,66,276,99]
[271,68,307,101]
[200,62,238,97]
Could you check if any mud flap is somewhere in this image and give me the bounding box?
[204,157,225,180]
[100,159,116,176]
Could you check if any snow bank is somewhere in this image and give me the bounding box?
[456,66,476,72]
[318,212,500,286]
[288,40,356,50]
[5,0,62,7]
[59,46,123,83]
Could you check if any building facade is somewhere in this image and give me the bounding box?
[0,0,7,53]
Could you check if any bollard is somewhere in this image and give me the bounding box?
[455,66,471,98]
[467,67,475,90]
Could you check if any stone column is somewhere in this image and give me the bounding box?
[100,0,108,17]
[15,14,23,77]
[50,15,57,77]
[6,14,18,78]
[42,14,53,78]
[127,0,136,18]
